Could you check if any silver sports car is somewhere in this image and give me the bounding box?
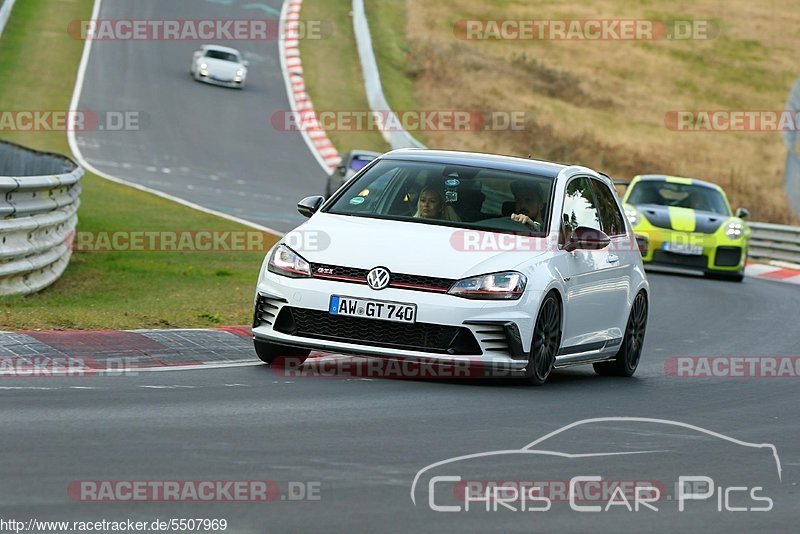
[190,44,248,89]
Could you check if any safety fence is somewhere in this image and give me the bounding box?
[748,221,800,265]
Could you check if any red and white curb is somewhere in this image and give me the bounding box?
[745,262,800,284]
[0,326,331,375]
[280,0,341,172]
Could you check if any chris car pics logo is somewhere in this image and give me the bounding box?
[410,417,781,513]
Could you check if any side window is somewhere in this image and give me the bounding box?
[561,177,602,237]
[591,179,626,236]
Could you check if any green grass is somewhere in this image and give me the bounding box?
[299,0,389,153]
[0,0,276,329]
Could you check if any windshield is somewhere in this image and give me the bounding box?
[325,159,554,236]
[205,50,239,62]
[627,180,730,216]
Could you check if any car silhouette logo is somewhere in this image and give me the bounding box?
[366,267,391,290]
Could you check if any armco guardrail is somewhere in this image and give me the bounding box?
[748,221,800,265]
[0,141,83,295]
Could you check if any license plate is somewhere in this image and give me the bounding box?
[662,242,703,255]
[329,296,417,324]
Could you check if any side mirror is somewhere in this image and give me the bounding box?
[297,195,325,218]
[242,60,249,67]
[735,207,750,219]
[563,226,611,253]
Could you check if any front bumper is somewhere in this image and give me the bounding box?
[252,271,539,369]
[634,228,747,273]
[196,72,245,88]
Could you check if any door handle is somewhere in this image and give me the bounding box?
[608,254,619,263]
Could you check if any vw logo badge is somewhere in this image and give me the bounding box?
[366,267,391,290]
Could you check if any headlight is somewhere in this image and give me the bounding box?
[236,69,245,76]
[625,207,640,227]
[200,63,208,70]
[725,221,744,239]
[267,244,311,278]
[447,271,526,300]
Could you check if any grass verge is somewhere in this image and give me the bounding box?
[299,0,389,154]
[400,0,799,224]
[305,0,799,224]
[364,0,426,146]
[0,0,276,329]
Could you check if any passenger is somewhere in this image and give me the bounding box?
[510,181,545,230]
[414,187,461,222]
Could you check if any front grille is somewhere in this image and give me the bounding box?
[652,250,708,270]
[714,247,742,267]
[310,263,368,282]
[253,294,285,328]
[273,307,481,355]
[309,263,455,292]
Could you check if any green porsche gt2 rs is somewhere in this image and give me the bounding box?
[621,175,750,282]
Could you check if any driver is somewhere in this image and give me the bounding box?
[510,181,545,230]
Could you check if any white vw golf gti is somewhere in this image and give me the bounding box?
[253,150,649,385]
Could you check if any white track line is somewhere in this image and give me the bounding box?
[129,360,264,373]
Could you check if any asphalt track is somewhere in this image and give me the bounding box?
[72,0,327,232]
[2,273,799,532]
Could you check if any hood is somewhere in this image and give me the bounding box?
[631,203,728,234]
[203,58,244,78]
[282,213,551,279]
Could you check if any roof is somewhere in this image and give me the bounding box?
[202,44,242,55]
[381,149,567,178]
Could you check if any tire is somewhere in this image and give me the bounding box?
[525,292,562,386]
[594,291,648,377]
[254,339,310,366]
